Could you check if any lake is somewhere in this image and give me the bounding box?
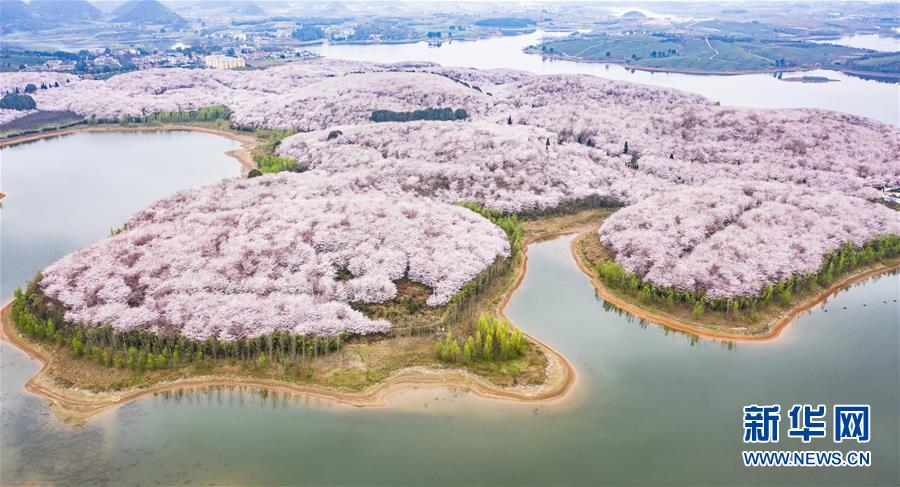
[308,31,900,126]
[1,132,897,485]
[0,131,241,303]
[812,34,900,53]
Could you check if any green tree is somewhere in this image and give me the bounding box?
[692,301,704,317]
[0,93,36,110]
[483,333,494,360]
[464,336,476,363]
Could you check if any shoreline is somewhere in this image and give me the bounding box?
[0,229,576,423]
[525,49,808,76]
[524,49,899,79]
[0,124,259,176]
[4,209,894,421]
[570,230,900,342]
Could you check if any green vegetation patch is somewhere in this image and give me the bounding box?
[0,93,36,110]
[370,107,468,123]
[585,234,900,326]
[250,128,303,173]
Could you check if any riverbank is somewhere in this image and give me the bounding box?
[1,303,573,424]
[0,124,259,176]
[524,49,809,76]
[0,211,603,424]
[571,229,900,342]
[524,48,899,80]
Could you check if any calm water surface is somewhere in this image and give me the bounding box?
[308,31,900,125]
[1,97,898,485]
[812,34,900,52]
[0,131,240,303]
[1,132,897,484]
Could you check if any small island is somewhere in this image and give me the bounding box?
[781,75,840,83]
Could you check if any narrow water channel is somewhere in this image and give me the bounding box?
[1,131,896,487]
[307,30,900,126]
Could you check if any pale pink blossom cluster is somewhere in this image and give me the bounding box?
[40,173,509,340]
[228,71,492,130]
[0,73,78,125]
[0,72,78,94]
[29,60,493,130]
[33,59,899,321]
[600,182,900,297]
[277,121,637,212]
[0,109,36,125]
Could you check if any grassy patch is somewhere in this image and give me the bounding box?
[250,128,302,173]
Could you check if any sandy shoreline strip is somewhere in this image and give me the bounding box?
[0,123,575,423]
[570,229,900,342]
[4,172,892,422]
[0,230,576,423]
[0,124,259,175]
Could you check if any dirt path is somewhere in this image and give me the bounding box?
[705,37,719,60]
[0,125,259,176]
[570,229,900,342]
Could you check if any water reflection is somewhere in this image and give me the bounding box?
[152,386,337,412]
[1,133,897,484]
[1,236,897,485]
[0,343,112,485]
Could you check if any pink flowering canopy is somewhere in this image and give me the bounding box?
[277,121,635,212]
[0,109,36,125]
[599,182,900,297]
[40,173,509,340]
[0,72,77,95]
[33,58,899,335]
[0,72,79,125]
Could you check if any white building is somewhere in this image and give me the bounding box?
[204,55,246,69]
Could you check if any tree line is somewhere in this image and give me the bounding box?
[87,104,231,125]
[11,280,347,372]
[438,203,525,328]
[370,107,468,123]
[435,314,526,363]
[10,202,526,373]
[594,235,900,319]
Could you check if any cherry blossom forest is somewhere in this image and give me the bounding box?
[12,59,898,340]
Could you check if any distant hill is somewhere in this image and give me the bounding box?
[621,11,648,18]
[1,0,31,18]
[230,1,265,16]
[0,0,37,31]
[112,0,185,25]
[29,0,104,21]
[1,0,33,21]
